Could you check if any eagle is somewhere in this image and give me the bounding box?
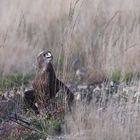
[24,51,74,114]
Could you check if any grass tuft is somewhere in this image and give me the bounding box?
[0,73,34,90]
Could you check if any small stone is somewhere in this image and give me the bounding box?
[77,84,88,90]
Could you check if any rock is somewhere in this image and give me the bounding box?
[3,91,14,100]
[134,91,140,97]
[134,91,140,103]
[0,100,16,120]
[0,122,13,138]
[92,86,102,103]
[93,86,101,92]
[77,84,88,90]
[46,136,65,140]
[75,92,82,101]
[76,68,87,81]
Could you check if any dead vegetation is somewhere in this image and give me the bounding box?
[0,0,139,79]
[0,0,140,140]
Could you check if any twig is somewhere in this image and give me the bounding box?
[124,44,140,52]
[71,0,85,38]
[0,29,9,48]
[99,11,120,37]
[103,11,120,32]
[69,0,81,21]
[16,10,26,32]
[8,113,49,137]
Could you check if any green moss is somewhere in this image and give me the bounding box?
[23,111,65,140]
[33,112,64,133]
[111,70,140,83]
[23,132,44,140]
[0,73,34,90]
[111,70,121,82]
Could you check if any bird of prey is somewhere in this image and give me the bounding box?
[24,51,74,114]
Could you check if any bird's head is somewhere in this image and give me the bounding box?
[37,50,53,69]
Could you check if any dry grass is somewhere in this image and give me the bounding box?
[65,102,140,140]
[64,81,140,140]
[0,1,140,139]
[0,0,139,79]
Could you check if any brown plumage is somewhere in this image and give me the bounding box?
[32,51,53,109]
[24,51,74,113]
